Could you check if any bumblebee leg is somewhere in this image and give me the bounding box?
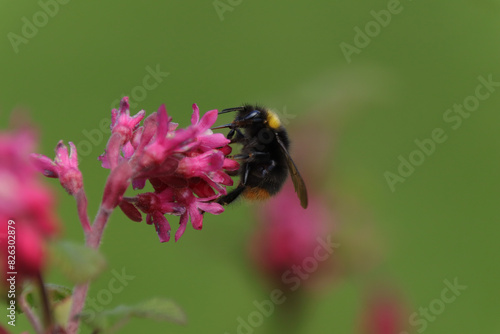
[241,162,250,184]
[232,154,250,160]
[261,160,276,176]
[216,184,245,206]
[226,128,236,140]
[217,163,250,206]
[229,128,245,143]
[250,152,270,158]
[231,152,270,161]
[227,170,239,176]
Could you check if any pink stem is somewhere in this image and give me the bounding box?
[66,282,89,333]
[87,206,112,249]
[66,205,113,333]
[74,189,91,238]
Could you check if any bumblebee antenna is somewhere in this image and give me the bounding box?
[219,107,244,115]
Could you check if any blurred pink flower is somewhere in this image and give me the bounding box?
[249,181,336,290]
[0,325,11,334]
[0,124,59,284]
[359,287,410,334]
[98,98,238,242]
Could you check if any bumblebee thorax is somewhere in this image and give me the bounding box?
[265,110,281,130]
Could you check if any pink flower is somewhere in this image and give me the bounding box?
[31,141,83,195]
[173,188,224,242]
[0,125,59,284]
[358,286,410,334]
[31,141,90,232]
[110,97,145,142]
[99,98,145,170]
[248,181,335,289]
[100,98,236,242]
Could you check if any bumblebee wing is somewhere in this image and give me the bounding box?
[276,136,308,209]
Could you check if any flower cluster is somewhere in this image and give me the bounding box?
[98,97,238,242]
[0,124,59,284]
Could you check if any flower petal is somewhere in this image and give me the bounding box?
[55,140,70,166]
[191,104,200,125]
[119,201,143,222]
[153,211,171,243]
[199,133,230,149]
[30,153,59,178]
[175,213,189,242]
[189,205,203,230]
[198,201,224,215]
[223,158,240,171]
[156,104,170,141]
[197,109,218,132]
[177,150,224,177]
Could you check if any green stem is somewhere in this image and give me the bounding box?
[19,288,44,334]
[36,273,54,331]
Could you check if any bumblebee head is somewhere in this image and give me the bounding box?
[214,105,284,132]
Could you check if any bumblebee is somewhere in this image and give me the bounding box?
[212,104,308,209]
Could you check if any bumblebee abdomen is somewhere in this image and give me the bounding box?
[242,187,271,201]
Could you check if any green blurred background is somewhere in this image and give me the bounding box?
[1,0,500,333]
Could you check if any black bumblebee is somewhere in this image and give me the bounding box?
[212,104,308,209]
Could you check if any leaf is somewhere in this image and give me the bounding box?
[50,240,107,283]
[19,283,37,310]
[82,297,187,333]
[53,294,73,328]
[45,284,72,303]
[26,283,74,328]
[21,284,72,307]
[20,283,72,327]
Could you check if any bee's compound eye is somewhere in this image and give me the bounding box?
[237,110,261,122]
